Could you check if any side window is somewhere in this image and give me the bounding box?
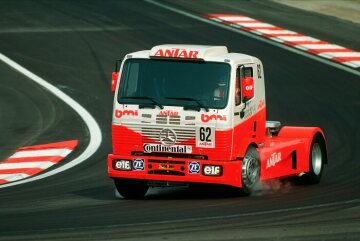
[235,67,241,106]
[243,67,253,78]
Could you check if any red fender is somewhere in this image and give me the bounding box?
[258,126,327,180]
[278,126,327,164]
[278,126,328,163]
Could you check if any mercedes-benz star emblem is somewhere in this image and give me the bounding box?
[159,128,177,145]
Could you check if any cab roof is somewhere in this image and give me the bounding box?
[126,44,257,64]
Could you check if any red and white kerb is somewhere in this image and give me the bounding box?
[206,14,360,68]
[0,140,78,185]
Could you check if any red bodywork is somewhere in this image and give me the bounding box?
[108,108,326,188]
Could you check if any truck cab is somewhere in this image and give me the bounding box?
[108,44,327,198]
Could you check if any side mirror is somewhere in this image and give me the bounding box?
[111,72,119,93]
[111,59,122,93]
[242,76,254,102]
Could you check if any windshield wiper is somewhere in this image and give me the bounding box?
[121,96,164,109]
[165,97,209,112]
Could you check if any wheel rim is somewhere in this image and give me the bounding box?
[312,143,322,175]
[242,156,260,188]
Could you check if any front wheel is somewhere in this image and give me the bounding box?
[114,178,149,199]
[239,146,260,195]
[299,134,326,184]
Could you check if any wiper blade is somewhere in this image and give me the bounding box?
[121,96,164,109]
[165,97,209,112]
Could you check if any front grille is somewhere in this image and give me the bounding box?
[169,116,180,125]
[126,124,195,143]
[131,152,208,160]
[156,115,181,125]
[156,115,167,124]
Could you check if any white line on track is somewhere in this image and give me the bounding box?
[0,53,102,188]
[10,148,73,158]
[145,0,360,77]
[0,161,55,170]
[0,173,30,182]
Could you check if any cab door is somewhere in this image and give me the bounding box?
[233,65,257,158]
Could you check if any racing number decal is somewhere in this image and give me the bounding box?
[196,127,215,148]
[200,127,211,142]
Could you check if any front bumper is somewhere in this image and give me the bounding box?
[108,154,242,187]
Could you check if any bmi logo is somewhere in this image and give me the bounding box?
[115,110,138,118]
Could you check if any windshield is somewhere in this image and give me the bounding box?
[118,59,231,109]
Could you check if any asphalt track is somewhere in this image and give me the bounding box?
[0,0,359,240]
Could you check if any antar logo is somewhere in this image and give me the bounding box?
[159,110,179,116]
[201,114,227,123]
[266,152,282,168]
[154,48,199,59]
[115,110,138,118]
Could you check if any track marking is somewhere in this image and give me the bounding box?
[0,53,102,188]
[11,148,73,158]
[208,14,360,68]
[145,0,360,77]
[8,198,359,233]
[108,198,360,227]
[0,141,78,185]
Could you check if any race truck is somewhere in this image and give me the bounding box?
[108,44,327,198]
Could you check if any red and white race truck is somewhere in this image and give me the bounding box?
[108,44,327,198]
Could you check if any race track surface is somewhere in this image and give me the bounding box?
[0,0,359,240]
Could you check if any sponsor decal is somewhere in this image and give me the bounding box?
[133,158,145,170]
[143,144,192,153]
[197,142,215,148]
[115,109,138,118]
[258,99,265,110]
[153,48,199,59]
[114,160,132,171]
[243,105,256,119]
[203,165,222,176]
[245,84,254,91]
[196,127,215,148]
[159,164,174,170]
[159,110,179,116]
[201,114,227,123]
[188,161,200,174]
[266,152,282,168]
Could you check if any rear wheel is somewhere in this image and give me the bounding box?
[239,146,260,195]
[114,178,148,199]
[299,134,326,184]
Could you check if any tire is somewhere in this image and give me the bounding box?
[114,178,148,199]
[299,134,326,184]
[239,146,260,195]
